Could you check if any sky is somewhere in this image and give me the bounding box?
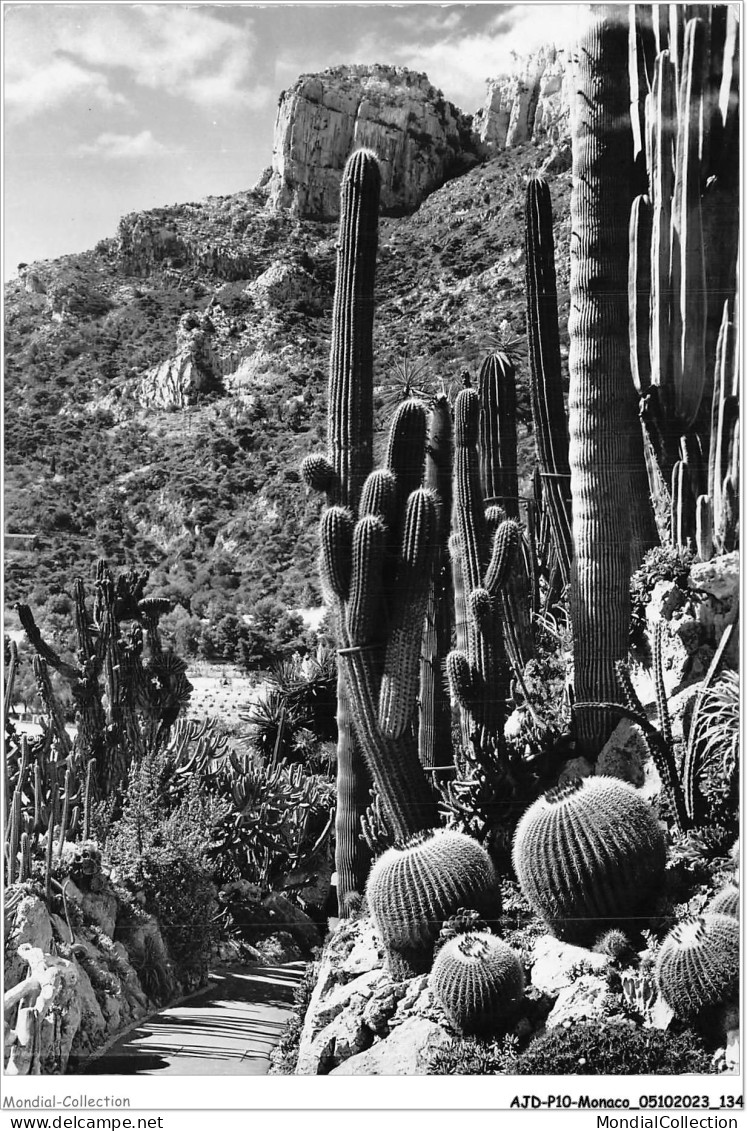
[3,2,587,278]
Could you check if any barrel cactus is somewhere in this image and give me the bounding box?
[707,884,739,920]
[429,930,524,1035]
[511,775,667,944]
[366,829,502,979]
[655,913,739,1020]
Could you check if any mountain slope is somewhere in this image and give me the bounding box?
[4,140,571,657]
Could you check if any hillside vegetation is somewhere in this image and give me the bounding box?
[4,139,568,662]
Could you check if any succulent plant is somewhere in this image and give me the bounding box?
[512,775,667,944]
[655,912,739,1020]
[429,930,524,1035]
[707,883,739,921]
[567,8,647,756]
[366,828,502,979]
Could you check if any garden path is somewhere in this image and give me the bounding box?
[78,963,305,1076]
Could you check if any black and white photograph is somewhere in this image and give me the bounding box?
[2,1,742,1124]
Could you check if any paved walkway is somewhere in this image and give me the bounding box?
[79,963,306,1076]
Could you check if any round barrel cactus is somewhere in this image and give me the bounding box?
[707,883,739,920]
[366,829,502,978]
[511,776,667,944]
[655,913,739,1021]
[429,930,524,1035]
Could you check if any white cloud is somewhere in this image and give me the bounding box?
[5,49,127,120]
[4,6,268,120]
[76,129,176,160]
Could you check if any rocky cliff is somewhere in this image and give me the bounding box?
[474,46,571,151]
[266,64,478,219]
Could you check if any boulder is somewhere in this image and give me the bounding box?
[545,973,612,1029]
[530,934,610,997]
[329,1016,453,1075]
[4,895,54,989]
[596,720,647,786]
[474,46,571,151]
[268,64,477,219]
[295,1003,373,1075]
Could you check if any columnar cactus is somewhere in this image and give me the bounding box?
[478,353,519,520]
[629,10,739,556]
[567,6,642,756]
[655,913,739,1020]
[525,177,573,588]
[319,395,442,841]
[512,775,667,944]
[447,388,518,746]
[429,930,524,1035]
[366,829,502,978]
[419,395,454,778]
[301,149,381,909]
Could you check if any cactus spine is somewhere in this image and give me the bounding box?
[525,176,573,588]
[305,149,382,909]
[429,930,524,1035]
[512,775,667,944]
[418,395,454,778]
[655,913,739,1020]
[447,389,514,745]
[568,7,641,756]
[365,829,502,978]
[478,353,519,519]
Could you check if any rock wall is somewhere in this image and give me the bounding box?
[267,64,478,220]
[473,45,571,151]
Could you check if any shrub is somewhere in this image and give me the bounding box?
[268,962,319,1075]
[514,1022,712,1075]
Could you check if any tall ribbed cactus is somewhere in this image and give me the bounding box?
[568,7,640,757]
[419,395,454,780]
[447,389,517,750]
[478,353,518,519]
[525,177,573,588]
[629,7,740,556]
[302,149,381,909]
[323,398,441,840]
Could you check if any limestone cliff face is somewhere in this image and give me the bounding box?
[474,46,571,151]
[267,64,478,219]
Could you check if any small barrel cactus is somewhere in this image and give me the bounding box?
[512,776,667,944]
[707,884,739,920]
[366,829,502,979]
[655,913,739,1020]
[429,930,524,1035]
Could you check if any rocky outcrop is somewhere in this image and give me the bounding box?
[267,65,478,219]
[474,45,571,152]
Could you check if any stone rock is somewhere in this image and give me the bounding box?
[474,46,571,151]
[340,920,386,978]
[689,552,740,666]
[530,935,610,997]
[248,260,324,312]
[390,974,430,1026]
[136,351,213,410]
[9,945,82,1075]
[545,973,611,1029]
[329,1016,453,1075]
[314,968,383,1031]
[268,64,477,219]
[295,1003,373,1075]
[4,896,54,989]
[64,879,118,939]
[261,892,321,951]
[557,756,594,785]
[596,720,647,786]
[362,979,409,1035]
[539,142,572,175]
